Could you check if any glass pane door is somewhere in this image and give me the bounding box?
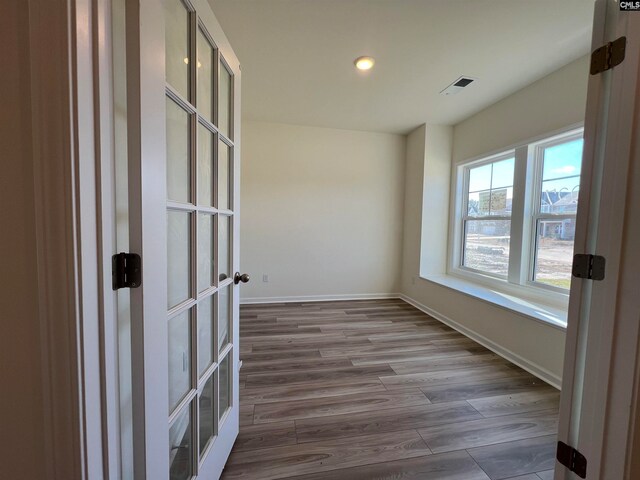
[164,0,238,477]
[126,0,240,477]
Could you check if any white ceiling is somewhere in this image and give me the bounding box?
[209,0,594,134]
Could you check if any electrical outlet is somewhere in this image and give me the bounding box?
[262,274,269,283]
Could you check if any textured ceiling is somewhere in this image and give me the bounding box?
[210,0,594,134]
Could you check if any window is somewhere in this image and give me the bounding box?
[452,127,583,300]
[463,155,514,277]
[532,135,583,290]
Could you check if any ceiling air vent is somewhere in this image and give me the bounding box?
[440,76,476,96]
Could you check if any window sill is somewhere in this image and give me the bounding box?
[419,273,568,330]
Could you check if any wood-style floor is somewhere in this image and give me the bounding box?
[221,299,559,480]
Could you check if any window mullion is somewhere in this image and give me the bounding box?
[466,215,511,221]
[535,213,578,221]
[507,145,529,285]
[457,167,470,269]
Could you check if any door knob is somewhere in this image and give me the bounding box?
[234,272,250,285]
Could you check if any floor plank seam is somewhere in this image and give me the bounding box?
[465,399,487,417]
[464,449,494,480]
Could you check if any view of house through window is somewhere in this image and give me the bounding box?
[533,137,583,289]
[463,156,514,277]
[456,129,583,295]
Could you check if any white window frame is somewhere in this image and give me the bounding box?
[449,125,584,309]
[525,129,584,294]
[457,150,516,281]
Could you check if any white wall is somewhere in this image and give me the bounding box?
[400,55,590,386]
[400,124,455,281]
[240,121,406,302]
[453,56,589,162]
[420,125,453,276]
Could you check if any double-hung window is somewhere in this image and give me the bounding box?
[452,127,583,303]
[462,154,514,278]
[531,133,583,290]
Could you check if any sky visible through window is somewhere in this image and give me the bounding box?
[468,158,514,194]
[541,138,583,214]
[468,140,583,195]
[542,138,583,183]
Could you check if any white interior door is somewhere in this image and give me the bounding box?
[126,0,242,478]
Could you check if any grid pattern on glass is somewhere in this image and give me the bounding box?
[196,29,214,123]
[218,60,232,138]
[218,140,230,210]
[167,211,191,309]
[218,353,231,421]
[467,158,514,217]
[197,124,214,207]
[197,214,214,292]
[197,294,213,377]
[165,4,235,474]
[539,139,582,214]
[463,157,514,276]
[166,98,190,203]
[218,215,231,282]
[218,286,230,352]
[164,0,189,100]
[168,309,191,412]
[169,404,192,480]
[533,138,583,289]
[198,374,215,456]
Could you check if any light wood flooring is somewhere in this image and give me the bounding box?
[221,299,559,480]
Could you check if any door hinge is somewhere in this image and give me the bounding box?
[572,254,606,281]
[112,252,142,290]
[557,441,587,478]
[590,36,626,75]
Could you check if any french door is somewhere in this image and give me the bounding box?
[126,0,242,478]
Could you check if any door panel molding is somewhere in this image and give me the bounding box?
[26,0,113,478]
[126,0,170,478]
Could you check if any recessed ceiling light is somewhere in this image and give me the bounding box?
[354,56,375,71]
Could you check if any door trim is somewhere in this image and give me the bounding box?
[557,3,640,479]
[125,0,170,477]
[27,0,113,478]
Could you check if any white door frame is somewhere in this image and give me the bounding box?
[557,2,640,479]
[25,0,117,478]
[578,9,640,479]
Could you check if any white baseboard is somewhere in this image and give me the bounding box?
[398,293,562,390]
[240,293,400,305]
